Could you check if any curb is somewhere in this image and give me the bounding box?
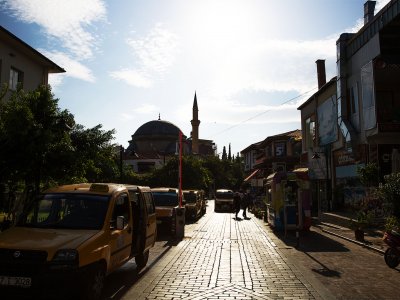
[314,223,385,255]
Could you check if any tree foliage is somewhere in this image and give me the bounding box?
[380,172,400,218]
[0,85,246,215]
[357,162,379,187]
[0,85,119,214]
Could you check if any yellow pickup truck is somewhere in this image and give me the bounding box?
[0,183,157,300]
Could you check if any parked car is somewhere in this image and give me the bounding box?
[183,190,203,220]
[0,183,157,300]
[151,187,181,233]
[214,189,234,212]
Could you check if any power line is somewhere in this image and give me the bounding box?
[210,87,318,138]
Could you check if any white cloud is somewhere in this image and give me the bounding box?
[110,69,152,88]
[127,24,179,74]
[110,24,179,87]
[120,113,134,121]
[133,104,158,114]
[119,104,157,121]
[3,0,106,59]
[40,50,95,83]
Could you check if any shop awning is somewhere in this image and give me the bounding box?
[292,167,309,180]
[244,169,260,182]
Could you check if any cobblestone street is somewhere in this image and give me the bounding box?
[121,202,332,300]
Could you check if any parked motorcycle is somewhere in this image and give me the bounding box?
[383,230,400,268]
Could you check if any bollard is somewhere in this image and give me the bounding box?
[175,207,185,240]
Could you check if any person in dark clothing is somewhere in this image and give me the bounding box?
[233,192,241,220]
[242,192,250,219]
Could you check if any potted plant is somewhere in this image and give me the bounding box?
[384,216,400,233]
[350,211,374,242]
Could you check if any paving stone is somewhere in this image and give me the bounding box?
[121,203,334,300]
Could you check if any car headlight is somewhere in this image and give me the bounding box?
[51,249,79,269]
[53,249,79,261]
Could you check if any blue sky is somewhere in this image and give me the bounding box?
[0,0,391,155]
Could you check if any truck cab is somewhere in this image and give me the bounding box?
[0,183,156,300]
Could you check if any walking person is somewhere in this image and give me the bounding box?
[233,191,241,220]
[242,192,250,219]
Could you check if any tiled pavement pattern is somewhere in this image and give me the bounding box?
[122,203,332,300]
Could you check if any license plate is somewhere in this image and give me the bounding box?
[0,276,32,288]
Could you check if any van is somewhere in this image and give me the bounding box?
[183,190,202,220]
[151,187,181,233]
[214,189,234,212]
[0,183,156,299]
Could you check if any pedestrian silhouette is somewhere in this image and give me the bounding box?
[233,191,241,220]
[242,192,250,219]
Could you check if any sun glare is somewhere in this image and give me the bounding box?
[184,0,262,46]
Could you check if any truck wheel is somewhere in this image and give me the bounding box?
[135,250,149,269]
[82,264,105,300]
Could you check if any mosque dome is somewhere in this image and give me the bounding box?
[127,119,187,156]
[133,120,181,138]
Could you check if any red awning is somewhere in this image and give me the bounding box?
[244,169,259,182]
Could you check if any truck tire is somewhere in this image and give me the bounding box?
[82,263,106,300]
[135,250,149,269]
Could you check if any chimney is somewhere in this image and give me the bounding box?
[316,59,326,89]
[364,1,376,25]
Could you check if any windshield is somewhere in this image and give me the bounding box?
[18,193,110,230]
[152,192,179,206]
[183,192,197,203]
[216,192,234,199]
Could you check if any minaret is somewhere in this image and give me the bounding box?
[191,92,200,154]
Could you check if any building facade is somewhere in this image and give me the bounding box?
[0,25,65,97]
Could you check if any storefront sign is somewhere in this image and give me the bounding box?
[334,151,355,166]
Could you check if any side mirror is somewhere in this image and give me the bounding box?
[116,216,125,230]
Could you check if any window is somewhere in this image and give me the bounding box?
[305,117,315,149]
[361,61,376,130]
[144,193,155,214]
[350,83,360,131]
[9,67,24,90]
[112,193,130,225]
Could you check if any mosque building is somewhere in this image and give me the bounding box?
[123,92,216,173]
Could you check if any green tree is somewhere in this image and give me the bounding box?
[65,124,118,183]
[228,143,232,161]
[380,172,400,218]
[222,146,227,160]
[0,85,119,216]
